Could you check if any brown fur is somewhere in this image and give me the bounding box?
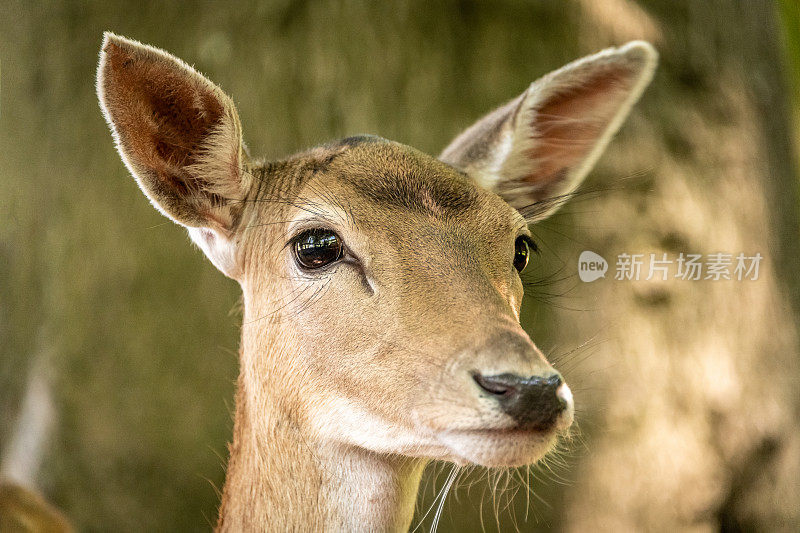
[97,33,655,531]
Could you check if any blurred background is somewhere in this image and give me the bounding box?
[1,0,799,531]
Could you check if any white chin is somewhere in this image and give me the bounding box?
[437,429,559,468]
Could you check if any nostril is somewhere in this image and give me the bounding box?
[542,375,568,410]
[473,373,515,396]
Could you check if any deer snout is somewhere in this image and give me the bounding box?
[473,372,573,431]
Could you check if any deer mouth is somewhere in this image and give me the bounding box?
[430,380,574,467]
[436,424,564,467]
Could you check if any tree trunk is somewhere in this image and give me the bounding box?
[559,1,800,530]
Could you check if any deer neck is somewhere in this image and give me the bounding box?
[216,297,426,532]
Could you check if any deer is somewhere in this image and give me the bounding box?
[96,32,656,532]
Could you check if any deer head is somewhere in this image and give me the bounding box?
[97,33,655,530]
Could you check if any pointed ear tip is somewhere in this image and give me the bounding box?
[98,33,125,67]
[96,33,146,108]
[99,32,150,63]
[96,33,165,89]
[617,40,659,71]
[97,33,121,90]
[101,31,125,51]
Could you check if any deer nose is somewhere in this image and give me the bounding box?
[473,372,569,430]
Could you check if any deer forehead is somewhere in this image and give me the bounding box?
[250,136,522,251]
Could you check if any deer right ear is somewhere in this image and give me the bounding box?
[97,32,250,278]
[440,41,657,222]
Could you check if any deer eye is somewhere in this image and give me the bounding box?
[293,229,344,270]
[513,235,536,273]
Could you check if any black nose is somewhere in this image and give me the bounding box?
[473,373,567,430]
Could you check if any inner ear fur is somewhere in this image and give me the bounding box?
[97,32,249,232]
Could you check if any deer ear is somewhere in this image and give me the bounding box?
[97,32,250,278]
[440,41,657,221]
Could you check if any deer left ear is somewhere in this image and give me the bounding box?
[440,41,657,221]
[97,32,250,278]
